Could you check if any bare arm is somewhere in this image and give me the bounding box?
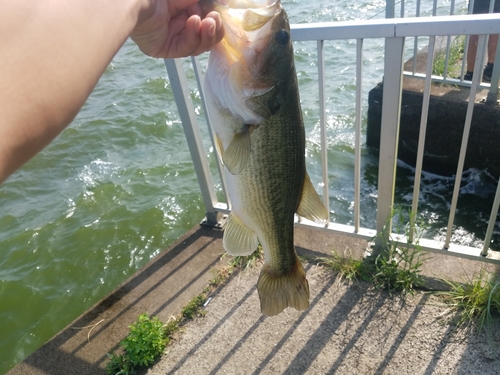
[0,0,222,184]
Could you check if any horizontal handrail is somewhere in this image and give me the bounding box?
[291,13,500,40]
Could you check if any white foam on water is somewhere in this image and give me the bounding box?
[77,159,119,189]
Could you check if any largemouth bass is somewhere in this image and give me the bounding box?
[202,0,328,316]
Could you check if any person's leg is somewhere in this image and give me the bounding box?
[465,35,479,79]
[483,34,498,81]
[487,34,498,64]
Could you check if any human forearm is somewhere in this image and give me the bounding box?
[0,0,222,184]
[0,0,145,183]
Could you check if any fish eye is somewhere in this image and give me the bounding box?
[275,29,289,46]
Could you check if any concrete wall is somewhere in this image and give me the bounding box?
[367,81,500,179]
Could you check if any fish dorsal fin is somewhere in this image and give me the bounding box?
[223,125,251,175]
[296,173,329,225]
[223,213,259,256]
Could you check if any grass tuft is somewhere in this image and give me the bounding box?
[321,208,428,296]
[225,245,264,269]
[319,249,373,282]
[439,271,500,329]
[181,294,207,319]
[432,35,465,77]
[369,208,428,296]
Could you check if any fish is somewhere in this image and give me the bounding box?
[202,0,328,316]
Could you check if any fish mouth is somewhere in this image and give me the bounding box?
[212,0,281,63]
[214,0,281,31]
[205,0,284,124]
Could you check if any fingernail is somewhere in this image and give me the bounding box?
[214,12,222,29]
[208,23,215,38]
[209,12,222,30]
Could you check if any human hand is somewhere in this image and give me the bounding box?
[131,0,224,58]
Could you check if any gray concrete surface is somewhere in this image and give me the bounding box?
[6,225,499,375]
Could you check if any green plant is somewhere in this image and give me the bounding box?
[208,264,234,288]
[163,319,179,338]
[439,271,500,329]
[106,314,168,374]
[320,249,373,282]
[105,353,135,375]
[181,294,207,319]
[432,35,465,77]
[106,259,238,375]
[370,208,428,296]
[226,245,264,269]
[123,314,167,367]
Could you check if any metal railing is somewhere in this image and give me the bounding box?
[391,0,500,101]
[164,13,500,263]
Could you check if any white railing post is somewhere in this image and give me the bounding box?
[374,36,405,253]
[482,178,500,256]
[317,40,330,224]
[409,36,435,243]
[354,38,363,233]
[164,58,223,227]
[190,56,231,210]
[444,35,487,248]
[386,0,396,18]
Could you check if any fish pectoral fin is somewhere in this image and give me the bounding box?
[222,126,251,175]
[296,172,329,225]
[223,213,259,256]
[257,258,310,316]
[246,86,280,119]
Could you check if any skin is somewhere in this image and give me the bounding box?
[467,34,498,72]
[0,0,224,184]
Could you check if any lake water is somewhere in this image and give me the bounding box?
[1,0,496,373]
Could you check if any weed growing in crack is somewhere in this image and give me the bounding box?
[432,35,465,77]
[319,209,428,295]
[105,251,244,375]
[369,208,429,296]
[181,294,207,319]
[106,314,168,375]
[225,245,264,269]
[439,271,500,329]
[320,248,373,282]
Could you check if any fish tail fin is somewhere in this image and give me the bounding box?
[257,257,309,316]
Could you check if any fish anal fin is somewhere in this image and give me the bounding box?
[223,126,251,175]
[223,213,259,256]
[257,258,310,316]
[296,172,329,225]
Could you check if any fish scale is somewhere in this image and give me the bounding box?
[242,103,304,269]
